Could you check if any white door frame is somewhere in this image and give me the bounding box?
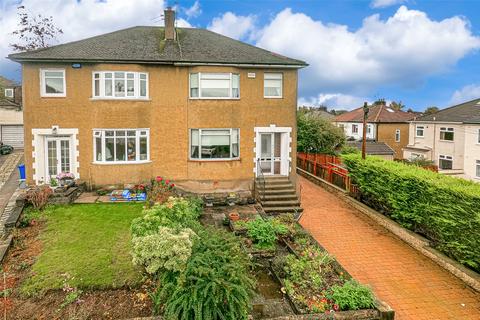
[44,136,73,180]
[254,126,292,177]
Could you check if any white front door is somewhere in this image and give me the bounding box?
[45,137,72,179]
[258,132,285,176]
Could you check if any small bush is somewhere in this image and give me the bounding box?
[159,228,255,320]
[132,226,196,274]
[329,280,375,310]
[131,197,202,237]
[343,154,480,271]
[146,176,176,206]
[25,185,53,210]
[244,218,288,249]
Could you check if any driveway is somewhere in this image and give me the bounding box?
[0,152,23,214]
[299,176,480,320]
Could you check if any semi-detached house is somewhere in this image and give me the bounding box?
[8,9,308,206]
[403,98,480,181]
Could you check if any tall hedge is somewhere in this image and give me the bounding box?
[342,154,480,272]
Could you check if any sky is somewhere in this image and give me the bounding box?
[0,0,479,111]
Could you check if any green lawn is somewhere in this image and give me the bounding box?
[21,203,145,296]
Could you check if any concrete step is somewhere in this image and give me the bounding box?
[262,200,301,207]
[258,189,297,196]
[256,183,295,190]
[263,206,303,214]
[262,194,299,201]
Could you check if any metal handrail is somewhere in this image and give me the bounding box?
[256,159,266,203]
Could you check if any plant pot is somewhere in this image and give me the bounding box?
[229,212,240,222]
[59,179,75,187]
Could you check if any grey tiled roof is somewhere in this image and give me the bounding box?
[347,141,395,155]
[416,98,480,124]
[8,26,307,67]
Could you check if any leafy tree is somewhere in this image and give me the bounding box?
[10,6,63,52]
[297,109,345,154]
[389,100,405,111]
[424,106,439,115]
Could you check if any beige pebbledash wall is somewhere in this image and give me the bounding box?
[22,63,298,187]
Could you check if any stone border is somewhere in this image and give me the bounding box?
[297,167,480,294]
[0,188,25,263]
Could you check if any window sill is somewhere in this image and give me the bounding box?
[92,160,152,165]
[264,96,283,99]
[415,136,424,138]
[439,140,454,143]
[189,158,240,162]
[90,97,151,101]
[41,95,66,98]
[189,97,240,100]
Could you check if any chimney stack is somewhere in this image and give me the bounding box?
[164,7,176,40]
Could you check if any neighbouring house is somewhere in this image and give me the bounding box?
[0,76,23,148]
[403,98,480,181]
[346,141,395,160]
[8,8,307,207]
[334,102,415,159]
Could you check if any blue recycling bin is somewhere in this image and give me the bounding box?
[18,164,26,180]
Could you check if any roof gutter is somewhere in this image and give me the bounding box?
[409,120,463,124]
[173,62,308,69]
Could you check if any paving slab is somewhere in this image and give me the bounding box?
[298,176,480,320]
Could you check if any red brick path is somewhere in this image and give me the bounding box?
[298,176,480,320]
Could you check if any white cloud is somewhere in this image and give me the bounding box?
[298,93,368,110]
[256,6,480,98]
[450,84,480,105]
[0,0,192,81]
[207,12,256,40]
[184,1,201,18]
[371,0,407,9]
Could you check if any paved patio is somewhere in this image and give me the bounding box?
[298,176,480,320]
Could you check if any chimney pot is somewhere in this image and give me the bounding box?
[164,7,176,40]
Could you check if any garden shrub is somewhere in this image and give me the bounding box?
[244,218,288,249]
[25,185,53,210]
[159,228,255,320]
[343,154,480,271]
[131,226,197,274]
[146,176,176,206]
[329,280,375,310]
[131,197,202,237]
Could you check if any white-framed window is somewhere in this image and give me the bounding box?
[395,129,401,142]
[352,124,359,134]
[476,160,480,178]
[264,73,283,98]
[477,129,480,144]
[366,124,372,135]
[440,127,454,141]
[4,88,13,98]
[189,73,240,99]
[92,71,148,99]
[190,128,239,160]
[93,129,149,163]
[439,154,453,170]
[415,125,424,137]
[40,69,66,97]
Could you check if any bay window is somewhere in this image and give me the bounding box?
[190,128,239,160]
[264,73,283,98]
[94,129,149,163]
[92,71,148,99]
[189,73,240,99]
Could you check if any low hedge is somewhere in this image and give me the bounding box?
[342,154,480,272]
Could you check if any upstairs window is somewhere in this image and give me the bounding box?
[93,129,149,163]
[189,73,240,99]
[440,127,454,141]
[41,69,66,97]
[4,88,13,98]
[92,72,148,99]
[264,73,283,98]
[395,129,401,142]
[352,124,359,134]
[415,125,424,137]
[477,129,480,144]
[190,128,239,160]
[439,155,453,170]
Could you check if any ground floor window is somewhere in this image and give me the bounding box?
[94,129,149,163]
[476,160,480,178]
[190,128,239,160]
[439,154,453,170]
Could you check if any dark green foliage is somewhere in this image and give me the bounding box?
[343,154,480,271]
[329,280,375,310]
[159,228,255,320]
[297,109,345,154]
[244,218,288,249]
